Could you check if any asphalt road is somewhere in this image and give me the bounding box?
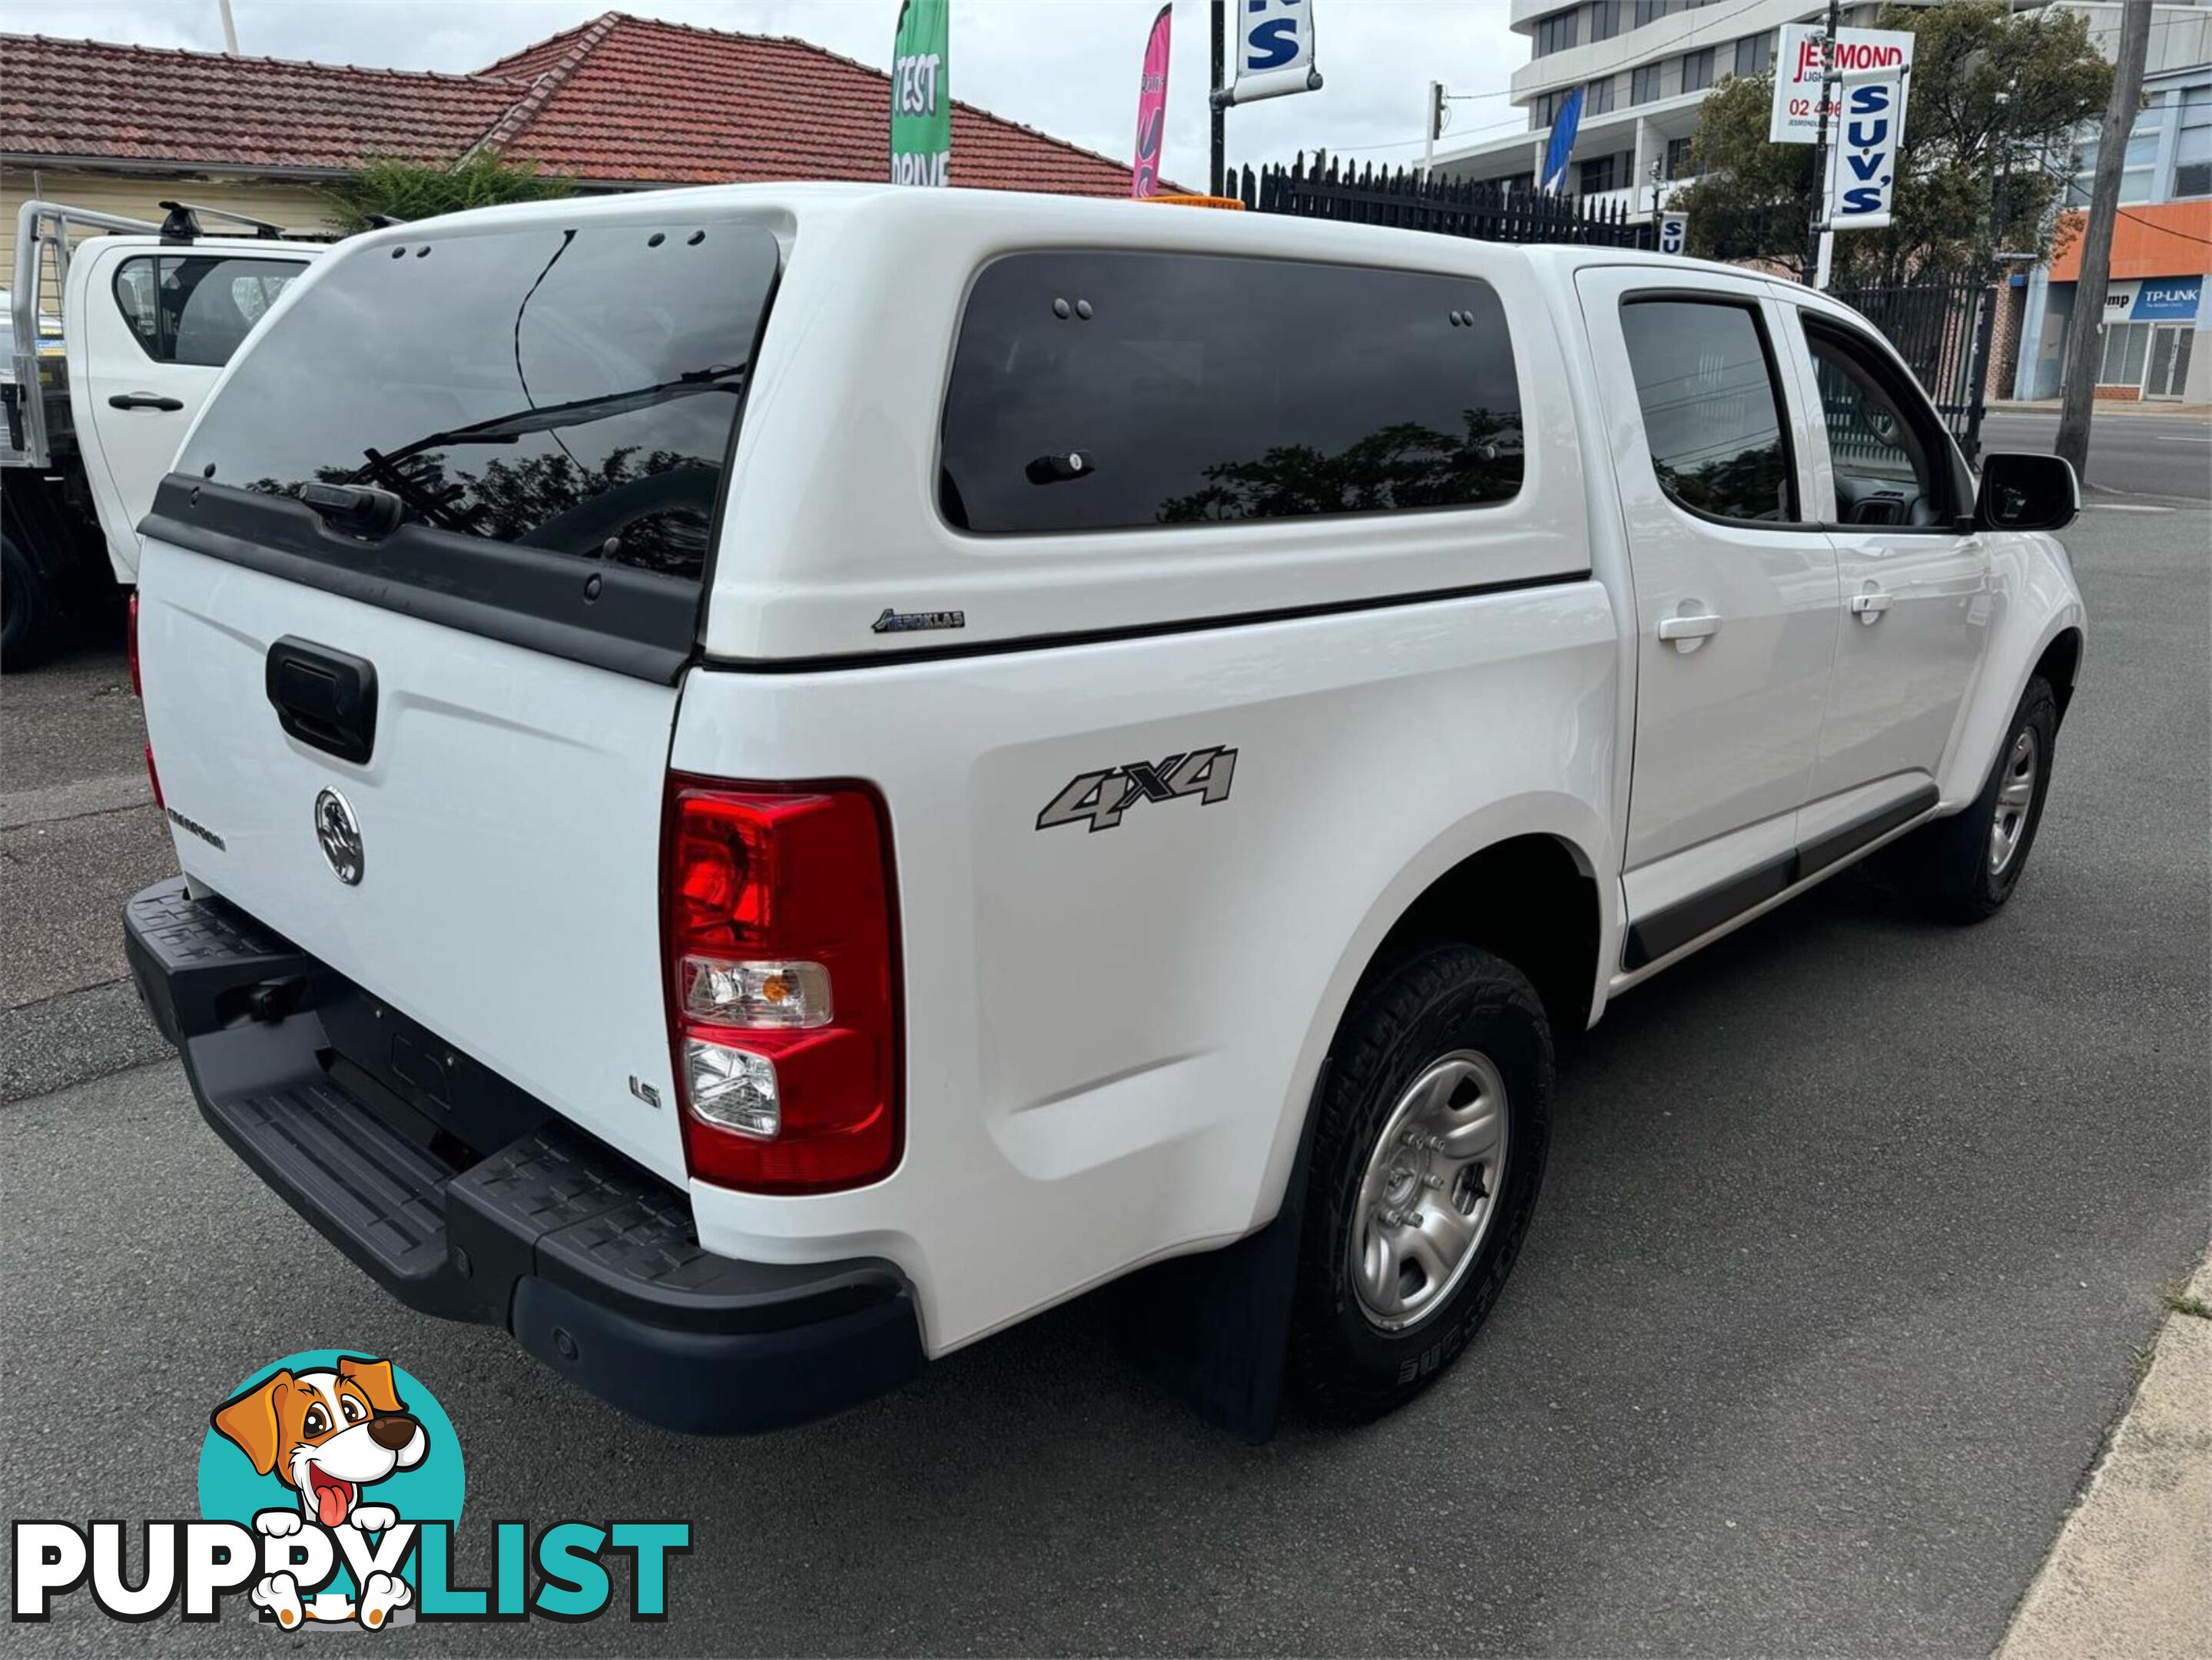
[1982,406,2211,502]
[2,500,2207,1655]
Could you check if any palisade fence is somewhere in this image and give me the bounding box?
[1236,153,1652,249]
[1827,277,1998,460]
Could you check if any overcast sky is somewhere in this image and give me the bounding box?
[25,1,1530,183]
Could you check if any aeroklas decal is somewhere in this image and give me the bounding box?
[1036,746,1237,832]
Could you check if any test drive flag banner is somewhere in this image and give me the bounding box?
[1226,0,1321,107]
[890,0,950,186]
[1132,5,1172,198]
[1540,85,1584,192]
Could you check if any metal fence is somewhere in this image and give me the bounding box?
[1826,278,1999,460]
[1239,154,1652,249]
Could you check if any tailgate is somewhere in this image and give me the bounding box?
[134,206,784,1184]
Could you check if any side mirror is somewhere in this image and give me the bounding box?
[1975,451,2078,533]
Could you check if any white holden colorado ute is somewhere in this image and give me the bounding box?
[124,185,2084,1435]
[3,201,320,665]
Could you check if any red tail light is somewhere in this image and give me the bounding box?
[128,593,162,810]
[660,775,901,1194]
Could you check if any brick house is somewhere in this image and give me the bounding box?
[1,11,1141,273]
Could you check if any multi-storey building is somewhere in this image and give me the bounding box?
[1434,1,2210,403]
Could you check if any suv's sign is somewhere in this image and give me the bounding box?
[1037,748,1237,832]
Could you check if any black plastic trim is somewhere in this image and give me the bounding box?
[1797,782,1940,878]
[704,568,1597,674]
[1622,785,1943,971]
[141,477,698,685]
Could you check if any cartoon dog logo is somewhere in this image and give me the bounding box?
[210,1355,426,1628]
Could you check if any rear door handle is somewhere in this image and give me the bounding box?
[1657,613,1723,652]
[1850,591,1895,624]
[108,392,185,412]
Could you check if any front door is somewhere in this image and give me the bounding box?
[2145,324,2195,400]
[1787,306,1991,813]
[1578,272,1839,938]
[70,241,311,581]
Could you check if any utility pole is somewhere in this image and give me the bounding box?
[217,0,239,54]
[1209,0,1226,198]
[1803,0,1842,286]
[2055,0,2151,480]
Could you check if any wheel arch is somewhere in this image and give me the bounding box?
[1253,805,1614,1230]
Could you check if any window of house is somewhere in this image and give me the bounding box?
[1736,32,1773,77]
[938,252,1525,534]
[1632,63,1662,105]
[1534,10,1580,56]
[1580,154,1620,194]
[111,255,304,367]
[1619,299,1797,523]
[1682,48,1716,94]
[1590,2,1622,44]
[1665,135,1697,178]
[1633,0,1676,26]
[1587,76,1617,115]
[2098,320,2153,387]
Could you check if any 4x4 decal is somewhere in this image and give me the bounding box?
[1036,747,1237,833]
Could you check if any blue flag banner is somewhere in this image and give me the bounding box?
[1541,87,1584,192]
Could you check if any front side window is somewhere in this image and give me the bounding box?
[112,255,303,367]
[939,251,1524,534]
[178,220,779,583]
[1802,318,1955,526]
[1620,298,1797,523]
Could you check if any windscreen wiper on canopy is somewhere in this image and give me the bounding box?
[346,364,750,484]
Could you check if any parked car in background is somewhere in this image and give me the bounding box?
[124,185,2084,1435]
[2,201,321,665]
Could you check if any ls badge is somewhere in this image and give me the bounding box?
[1036,747,1236,833]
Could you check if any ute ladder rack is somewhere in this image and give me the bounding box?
[5,201,163,469]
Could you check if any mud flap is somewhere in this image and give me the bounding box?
[1107,1062,1325,1443]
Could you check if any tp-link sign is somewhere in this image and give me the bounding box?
[1825,73,1909,232]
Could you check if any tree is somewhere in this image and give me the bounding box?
[323,154,574,235]
[1671,0,2114,283]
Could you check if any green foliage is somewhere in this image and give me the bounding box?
[1156,409,1524,521]
[323,154,575,236]
[1672,0,2114,282]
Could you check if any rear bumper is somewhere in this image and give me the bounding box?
[124,878,923,1434]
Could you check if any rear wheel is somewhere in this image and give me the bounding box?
[1289,945,1552,1419]
[2,530,55,672]
[1888,676,2059,921]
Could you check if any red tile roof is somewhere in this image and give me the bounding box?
[2,12,1141,197]
[473,12,1141,196]
[0,34,521,172]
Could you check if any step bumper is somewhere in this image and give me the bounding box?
[124,877,923,1435]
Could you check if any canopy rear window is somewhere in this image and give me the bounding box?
[178,218,779,587]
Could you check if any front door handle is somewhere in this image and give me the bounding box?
[108,392,184,412]
[1657,612,1723,652]
[1850,590,1895,624]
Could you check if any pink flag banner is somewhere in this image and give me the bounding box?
[1132,5,1172,198]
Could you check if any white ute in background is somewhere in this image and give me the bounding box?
[121,185,2085,1436]
[2,201,321,666]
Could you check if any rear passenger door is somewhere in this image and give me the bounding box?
[1577,271,1838,964]
[71,241,311,582]
[1781,306,1991,822]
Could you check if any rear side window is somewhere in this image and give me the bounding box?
[1619,298,1799,525]
[939,251,1523,534]
[178,220,779,583]
[113,255,303,367]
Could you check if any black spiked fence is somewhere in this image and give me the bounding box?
[1235,152,1652,250]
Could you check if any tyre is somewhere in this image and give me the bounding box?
[1289,944,1553,1419]
[2,530,54,672]
[1882,676,2059,922]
